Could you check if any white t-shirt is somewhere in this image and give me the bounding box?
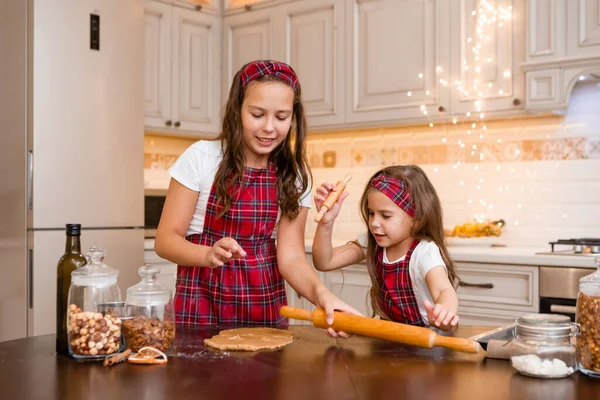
[169,140,312,237]
[357,233,447,325]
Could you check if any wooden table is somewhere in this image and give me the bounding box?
[0,325,598,400]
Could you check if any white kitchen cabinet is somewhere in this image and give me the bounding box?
[344,0,447,125]
[458,305,521,326]
[279,0,346,127]
[525,68,561,108]
[222,7,277,97]
[145,1,172,129]
[524,0,600,111]
[323,264,372,318]
[223,0,346,128]
[456,261,539,326]
[144,1,222,137]
[448,0,525,115]
[284,253,323,325]
[144,245,178,296]
[526,0,566,62]
[567,0,600,58]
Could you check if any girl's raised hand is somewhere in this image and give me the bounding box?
[313,183,349,224]
[206,237,247,268]
[423,300,459,332]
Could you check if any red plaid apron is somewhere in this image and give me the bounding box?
[174,162,287,326]
[375,240,425,326]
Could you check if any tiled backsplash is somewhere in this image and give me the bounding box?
[145,82,600,247]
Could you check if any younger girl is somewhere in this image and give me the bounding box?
[155,60,357,332]
[312,165,459,331]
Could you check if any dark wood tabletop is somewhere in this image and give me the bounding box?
[0,325,598,400]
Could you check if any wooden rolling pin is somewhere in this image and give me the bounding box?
[314,173,352,223]
[281,306,483,354]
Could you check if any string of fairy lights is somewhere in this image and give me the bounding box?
[416,0,514,225]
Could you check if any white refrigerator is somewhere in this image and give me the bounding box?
[0,0,145,342]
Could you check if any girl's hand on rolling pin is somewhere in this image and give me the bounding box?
[206,237,247,268]
[314,183,349,225]
[423,300,460,332]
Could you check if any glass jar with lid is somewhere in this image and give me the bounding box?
[576,255,600,378]
[508,313,579,379]
[123,264,175,353]
[67,247,123,359]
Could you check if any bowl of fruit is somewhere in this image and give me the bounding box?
[445,219,505,246]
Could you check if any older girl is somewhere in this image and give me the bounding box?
[156,60,357,332]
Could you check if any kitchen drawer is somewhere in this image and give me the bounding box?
[458,306,521,327]
[456,262,539,313]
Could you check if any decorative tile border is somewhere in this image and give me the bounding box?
[144,153,178,170]
[307,135,600,168]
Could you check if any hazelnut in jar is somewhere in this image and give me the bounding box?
[123,264,175,353]
[66,247,123,359]
[576,255,600,378]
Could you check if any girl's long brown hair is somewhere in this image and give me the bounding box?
[359,165,458,319]
[213,62,311,219]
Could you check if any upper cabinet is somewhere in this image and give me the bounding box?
[222,6,276,96]
[223,0,345,127]
[280,0,346,126]
[147,0,600,132]
[525,0,600,111]
[144,1,222,137]
[448,0,525,115]
[566,0,600,58]
[145,1,172,129]
[345,0,446,125]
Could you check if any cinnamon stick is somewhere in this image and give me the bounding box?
[103,349,132,367]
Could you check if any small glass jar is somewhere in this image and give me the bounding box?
[509,313,579,379]
[576,255,600,378]
[123,264,175,353]
[67,247,123,359]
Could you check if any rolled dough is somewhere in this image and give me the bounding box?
[204,328,293,351]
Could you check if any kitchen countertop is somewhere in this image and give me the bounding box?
[305,239,598,269]
[145,237,598,269]
[1,325,598,400]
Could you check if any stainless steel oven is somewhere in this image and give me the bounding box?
[144,189,167,238]
[539,266,591,321]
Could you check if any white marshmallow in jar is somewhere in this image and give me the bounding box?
[508,313,579,379]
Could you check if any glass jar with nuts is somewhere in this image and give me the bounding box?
[67,247,123,359]
[123,264,175,353]
[576,255,600,378]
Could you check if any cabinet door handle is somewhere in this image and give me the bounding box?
[28,249,33,309]
[550,305,577,314]
[27,151,33,210]
[459,281,494,289]
[174,121,181,128]
[165,120,172,127]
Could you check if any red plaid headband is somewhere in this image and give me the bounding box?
[370,173,415,217]
[240,60,299,91]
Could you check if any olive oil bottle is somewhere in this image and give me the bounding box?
[56,224,86,355]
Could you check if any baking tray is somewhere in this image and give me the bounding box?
[468,323,515,351]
